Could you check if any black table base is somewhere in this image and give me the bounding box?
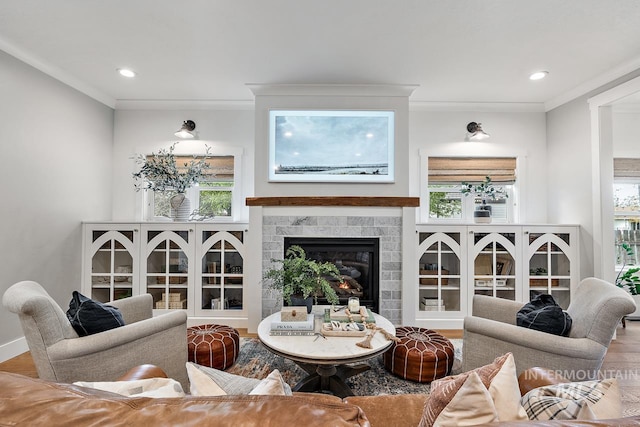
[292,362,371,398]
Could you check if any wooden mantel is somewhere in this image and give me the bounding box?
[245,196,419,207]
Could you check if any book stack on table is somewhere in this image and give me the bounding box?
[270,309,316,336]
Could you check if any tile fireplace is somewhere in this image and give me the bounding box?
[284,236,380,313]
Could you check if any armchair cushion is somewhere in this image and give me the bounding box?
[66,291,125,336]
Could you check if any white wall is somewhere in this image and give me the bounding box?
[0,50,114,359]
[111,109,255,222]
[409,110,548,223]
[546,70,640,280]
[252,89,411,197]
[613,110,640,157]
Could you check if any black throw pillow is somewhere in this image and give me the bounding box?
[66,291,125,337]
[516,293,572,337]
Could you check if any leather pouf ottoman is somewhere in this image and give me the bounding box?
[187,324,240,370]
[383,326,454,383]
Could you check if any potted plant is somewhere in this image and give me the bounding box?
[132,142,210,221]
[460,176,508,223]
[615,243,640,318]
[263,245,341,313]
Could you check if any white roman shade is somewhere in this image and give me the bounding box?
[428,157,517,184]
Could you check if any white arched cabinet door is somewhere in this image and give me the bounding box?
[142,226,194,312]
[525,227,577,309]
[195,228,246,316]
[416,228,465,317]
[84,226,139,303]
[469,227,522,302]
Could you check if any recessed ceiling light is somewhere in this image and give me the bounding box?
[529,71,548,81]
[117,68,136,78]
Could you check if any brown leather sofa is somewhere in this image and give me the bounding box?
[1,366,639,426]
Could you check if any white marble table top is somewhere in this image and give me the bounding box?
[257,307,396,365]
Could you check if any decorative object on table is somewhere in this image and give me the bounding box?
[460,175,507,224]
[132,142,211,221]
[187,324,240,370]
[270,310,315,333]
[279,306,309,322]
[330,306,375,323]
[383,326,455,383]
[263,245,341,313]
[347,296,360,312]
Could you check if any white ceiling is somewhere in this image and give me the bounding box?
[1,0,640,110]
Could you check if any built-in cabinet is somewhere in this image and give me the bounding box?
[412,224,579,329]
[82,222,248,324]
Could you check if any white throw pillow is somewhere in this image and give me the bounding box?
[73,378,185,398]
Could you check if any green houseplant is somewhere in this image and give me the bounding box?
[264,245,341,312]
[616,243,640,295]
[132,142,210,220]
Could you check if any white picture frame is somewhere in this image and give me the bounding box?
[268,110,395,183]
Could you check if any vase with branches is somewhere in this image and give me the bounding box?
[460,176,508,223]
[132,142,210,220]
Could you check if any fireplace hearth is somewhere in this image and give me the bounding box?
[284,237,380,313]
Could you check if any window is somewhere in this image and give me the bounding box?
[613,158,640,268]
[428,184,513,222]
[424,157,517,223]
[146,155,237,221]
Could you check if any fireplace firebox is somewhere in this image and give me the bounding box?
[284,237,379,313]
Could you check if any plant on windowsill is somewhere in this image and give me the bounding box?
[460,175,508,223]
[263,245,341,314]
[132,142,210,221]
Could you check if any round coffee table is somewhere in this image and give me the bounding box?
[257,309,395,397]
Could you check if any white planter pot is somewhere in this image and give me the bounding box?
[627,294,640,319]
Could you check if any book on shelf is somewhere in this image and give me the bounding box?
[269,330,317,336]
[421,298,443,306]
[270,311,315,331]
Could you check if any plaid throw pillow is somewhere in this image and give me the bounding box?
[521,378,621,420]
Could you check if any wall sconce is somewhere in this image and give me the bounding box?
[466,122,490,141]
[175,120,196,139]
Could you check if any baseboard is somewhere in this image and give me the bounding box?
[0,336,28,363]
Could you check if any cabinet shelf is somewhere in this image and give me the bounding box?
[418,285,461,290]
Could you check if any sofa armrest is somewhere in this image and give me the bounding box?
[472,294,523,325]
[47,310,187,359]
[109,294,153,324]
[517,367,570,396]
[117,364,168,381]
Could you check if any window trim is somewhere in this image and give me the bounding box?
[419,150,521,224]
[140,147,243,222]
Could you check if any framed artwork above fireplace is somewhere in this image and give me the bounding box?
[268,110,395,183]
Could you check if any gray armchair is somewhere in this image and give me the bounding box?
[462,277,636,379]
[3,281,188,389]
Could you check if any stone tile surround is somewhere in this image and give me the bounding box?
[261,214,403,325]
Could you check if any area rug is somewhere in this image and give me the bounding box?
[226,338,462,396]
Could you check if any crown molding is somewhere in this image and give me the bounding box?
[247,83,419,97]
[409,101,545,113]
[114,99,255,110]
[545,55,640,112]
[0,36,116,108]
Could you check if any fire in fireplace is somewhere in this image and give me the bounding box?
[284,237,379,313]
